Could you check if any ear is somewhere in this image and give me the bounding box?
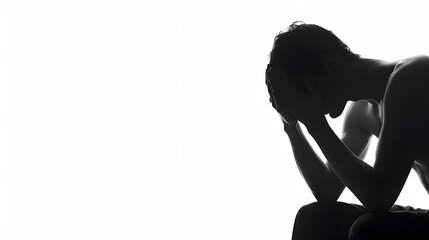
[322,54,338,73]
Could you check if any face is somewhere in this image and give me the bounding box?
[313,71,348,119]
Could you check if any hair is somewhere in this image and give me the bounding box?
[268,21,360,91]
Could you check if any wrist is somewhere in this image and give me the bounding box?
[283,120,300,135]
[306,117,329,136]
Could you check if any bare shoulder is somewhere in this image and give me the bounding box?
[383,55,429,156]
[390,55,429,87]
[395,55,429,68]
[384,55,429,108]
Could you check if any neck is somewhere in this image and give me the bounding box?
[344,58,398,105]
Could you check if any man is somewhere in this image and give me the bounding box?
[265,21,429,240]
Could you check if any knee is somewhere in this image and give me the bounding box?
[349,213,388,240]
[294,202,327,225]
[294,201,352,225]
[293,202,348,240]
[293,202,323,240]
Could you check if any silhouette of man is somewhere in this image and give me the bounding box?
[266,21,429,240]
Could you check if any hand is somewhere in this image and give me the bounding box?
[267,80,297,125]
[266,65,326,127]
[265,65,297,125]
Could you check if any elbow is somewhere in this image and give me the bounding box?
[315,195,339,203]
[313,188,342,203]
[313,182,345,203]
[362,195,394,213]
[364,202,392,213]
[359,184,396,212]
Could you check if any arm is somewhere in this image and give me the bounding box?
[266,67,343,202]
[340,101,373,159]
[306,76,417,212]
[284,121,343,202]
[266,66,374,202]
[284,101,372,202]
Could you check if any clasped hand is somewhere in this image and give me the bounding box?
[265,64,326,127]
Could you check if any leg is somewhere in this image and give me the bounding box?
[349,211,429,240]
[292,201,366,240]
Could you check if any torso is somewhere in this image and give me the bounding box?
[355,99,429,192]
[354,55,429,191]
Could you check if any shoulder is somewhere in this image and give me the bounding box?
[381,55,429,147]
[396,55,429,69]
[389,55,429,89]
[384,55,429,107]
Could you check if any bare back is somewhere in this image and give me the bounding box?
[342,55,429,193]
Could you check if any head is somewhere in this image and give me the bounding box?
[269,21,360,118]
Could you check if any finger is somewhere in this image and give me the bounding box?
[265,64,274,85]
[270,66,291,89]
[266,80,273,100]
[269,77,288,106]
[265,66,275,97]
[271,81,291,115]
[267,80,277,108]
[269,79,282,107]
[266,69,276,104]
[265,67,269,85]
[269,68,296,102]
[266,76,273,95]
[269,78,298,123]
[267,79,279,109]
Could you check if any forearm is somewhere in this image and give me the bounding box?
[306,118,378,209]
[284,121,344,202]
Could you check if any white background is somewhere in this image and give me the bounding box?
[0,0,429,239]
